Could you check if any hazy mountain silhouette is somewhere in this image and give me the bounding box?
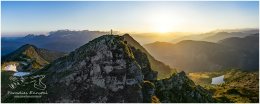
[203,32,249,42]
[2,29,257,56]
[218,34,259,70]
[145,34,259,72]
[1,30,110,55]
[171,29,258,43]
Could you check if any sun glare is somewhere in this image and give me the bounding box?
[146,9,183,33]
[151,14,172,33]
[156,23,172,33]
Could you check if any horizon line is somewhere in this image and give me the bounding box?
[1,27,259,37]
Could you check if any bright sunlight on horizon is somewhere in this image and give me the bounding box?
[1,1,259,36]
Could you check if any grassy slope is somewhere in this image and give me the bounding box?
[188,69,259,103]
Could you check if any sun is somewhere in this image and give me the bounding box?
[149,14,172,33]
[157,25,171,33]
[146,10,182,33]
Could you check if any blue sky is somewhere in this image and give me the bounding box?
[1,1,259,36]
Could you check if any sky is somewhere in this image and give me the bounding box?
[1,1,259,36]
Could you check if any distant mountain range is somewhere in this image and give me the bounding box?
[2,29,259,72]
[1,30,109,55]
[144,33,259,72]
[171,29,258,43]
[3,29,258,56]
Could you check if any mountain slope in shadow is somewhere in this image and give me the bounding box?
[145,34,259,72]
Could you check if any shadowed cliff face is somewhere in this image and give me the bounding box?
[2,35,215,103]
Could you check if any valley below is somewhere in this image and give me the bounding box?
[188,69,259,103]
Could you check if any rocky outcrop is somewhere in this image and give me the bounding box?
[155,71,215,103]
[37,35,157,103]
[142,81,158,103]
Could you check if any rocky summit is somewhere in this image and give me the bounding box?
[3,35,215,103]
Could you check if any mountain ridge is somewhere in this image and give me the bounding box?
[1,44,65,72]
[2,34,215,103]
[123,34,175,79]
[144,34,259,72]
